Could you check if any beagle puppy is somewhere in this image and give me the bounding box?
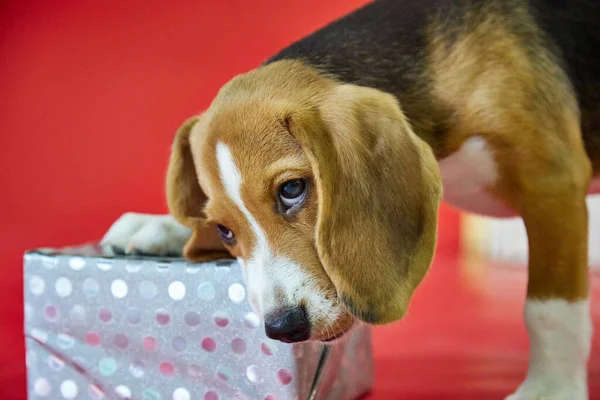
[103,0,600,398]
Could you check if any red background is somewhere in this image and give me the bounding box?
[0,0,475,398]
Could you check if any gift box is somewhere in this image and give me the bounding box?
[23,244,374,400]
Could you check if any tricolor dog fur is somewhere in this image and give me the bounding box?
[103,0,600,397]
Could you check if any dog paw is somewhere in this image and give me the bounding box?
[101,212,191,257]
[505,377,588,400]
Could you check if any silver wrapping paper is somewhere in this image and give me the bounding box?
[23,244,374,400]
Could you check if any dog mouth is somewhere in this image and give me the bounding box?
[320,319,357,343]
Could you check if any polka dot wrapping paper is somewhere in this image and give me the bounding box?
[23,244,374,400]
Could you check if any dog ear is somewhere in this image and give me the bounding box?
[286,85,442,324]
[166,116,231,262]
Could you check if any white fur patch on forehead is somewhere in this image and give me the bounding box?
[215,143,242,201]
[216,142,270,312]
[215,143,266,242]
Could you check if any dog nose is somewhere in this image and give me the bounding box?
[264,306,310,343]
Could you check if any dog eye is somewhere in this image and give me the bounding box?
[216,224,235,243]
[279,179,307,208]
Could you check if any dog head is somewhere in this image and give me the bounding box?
[166,60,442,342]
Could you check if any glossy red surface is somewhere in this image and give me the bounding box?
[367,257,600,399]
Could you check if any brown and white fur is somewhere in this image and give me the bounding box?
[103,0,600,397]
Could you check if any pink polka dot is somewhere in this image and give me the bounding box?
[213,311,229,327]
[231,338,246,355]
[44,305,58,321]
[265,395,277,400]
[98,308,112,323]
[201,337,216,352]
[277,369,293,385]
[142,336,157,351]
[204,391,219,400]
[155,309,170,325]
[261,342,274,356]
[159,362,174,376]
[114,334,129,349]
[86,332,101,347]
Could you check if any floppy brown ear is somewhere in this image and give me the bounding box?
[166,116,231,262]
[288,85,442,324]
